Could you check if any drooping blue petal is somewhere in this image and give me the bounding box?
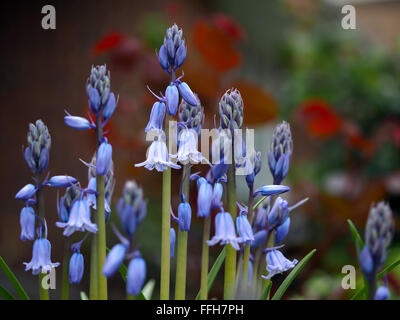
[97,140,113,176]
[20,207,35,241]
[127,257,146,296]
[374,286,390,300]
[178,82,198,106]
[251,230,267,249]
[253,185,290,197]
[69,252,84,284]
[197,181,213,218]
[64,116,91,130]
[102,243,127,278]
[47,175,78,188]
[211,182,223,210]
[275,217,290,244]
[178,201,191,232]
[236,214,255,244]
[165,84,179,116]
[15,184,36,200]
[145,102,166,133]
[268,197,289,229]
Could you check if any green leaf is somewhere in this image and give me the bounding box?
[141,279,155,300]
[0,285,16,300]
[0,256,30,300]
[80,291,89,300]
[271,249,317,300]
[347,219,364,251]
[253,196,267,211]
[260,281,272,300]
[195,247,226,300]
[106,247,127,281]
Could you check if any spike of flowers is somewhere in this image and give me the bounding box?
[219,89,244,130]
[24,120,51,174]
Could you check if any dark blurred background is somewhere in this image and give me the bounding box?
[1,0,400,300]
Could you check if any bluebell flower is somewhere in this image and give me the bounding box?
[86,65,112,114]
[267,197,289,229]
[178,82,198,106]
[207,211,243,250]
[96,140,112,176]
[197,179,213,218]
[166,84,179,116]
[127,256,146,296]
[251,230,267,249]
[275,217,290,244]
[24,120,51,174]
[58,186,81,223]
[211,182,223,210]
[171,129,202,165]
[15,184,36,201]
[102,92,117,121]
[178,200,191,232]
[359,245,374,277]
[161,24,185,71]
[47,175,78,188]
[158,44,170,71]
[145,101,166,133]
[24,238,60,275]
[19,207,35,241]
[170,228,176,258]
[135,137,181,172]
[374,286,390,300]
[64,116,92,130]
[261,249,298,279]
[236,214,254,244]
[253,185,290,197]
[88,87,101,114]
[56,198,97,236]
[102,243,128,278]
[69,252,84,284]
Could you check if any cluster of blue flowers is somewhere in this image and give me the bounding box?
[103,180,147,295]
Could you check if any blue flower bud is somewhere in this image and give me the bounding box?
[88,87,101,114]
[166,84,179,116]
[47,175,78,188]
[15,184,36,201]
[253,185,290,197]
[145,102,166,133]
[69,252,84,284]
[208,211,243,250]
[102,92,117,120]
[262,249,297,279]
[97,140,112,176]
[359,245,374,277]
[374,286,390,300]
[251,230,267,249]
[102,243,127,278]
[38,148,49,174]
[275,217,290,244]
[20,207,35,241]
[212,163,229,182]
[127,257,146,296]
[166,38,175,61]
[236,214,255,244]
[24,147,36,173]
[64,116,91,130]
[197,181,213,218]
[268,197,289,229]
[178,201,192,232]
[174,41,186,70]
[170,228,176,258]
[178,82,198,106]
[158,45,170,71]
[24,238,60,275]
[211,182,223,209]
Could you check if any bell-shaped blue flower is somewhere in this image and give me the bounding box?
[97,140,112,176]
[178,200,191,232]
[158,44,170,71]
[236,214,254,244]
[211,182,223,210]
[374,286,390,300]
[261,249,297,279]
[88,87,101,114]
[24,238,60,275]
[69,252,84,284]
[254,204,268,231]
[171,129,202,164]
[102,92,117,120]
[251,230,267,249]
[102,243,127,278]
[135,138,181,172]
[174,42,186,70]
[15,184,36,201]
[197,180,213,218]
[64,116,91,130]
[20,207,35,241]
[359,245,374,277]
[170,228,176,258]
[145,101,166,133]
[86,177,112,214]
[253,185,290,197]
[275,217,290,244]
[166,84,179,116]
[56,198,97,236]
[268,197,289,229]
[127,256,146,296]
[207,211,243,250]
[178,82,198,106]
[47,175,77,188]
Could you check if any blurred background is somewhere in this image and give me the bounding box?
[1,0,400,300]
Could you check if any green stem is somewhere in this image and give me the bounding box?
[35,177,49,301]
[224,163,237,299]
[61,238,70,300]
[160,113,172,300]
[96,115,107,300]
[89,232,98,300]
[200,216,211,300]
[175,165,190,300]
[241,186,254,289]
